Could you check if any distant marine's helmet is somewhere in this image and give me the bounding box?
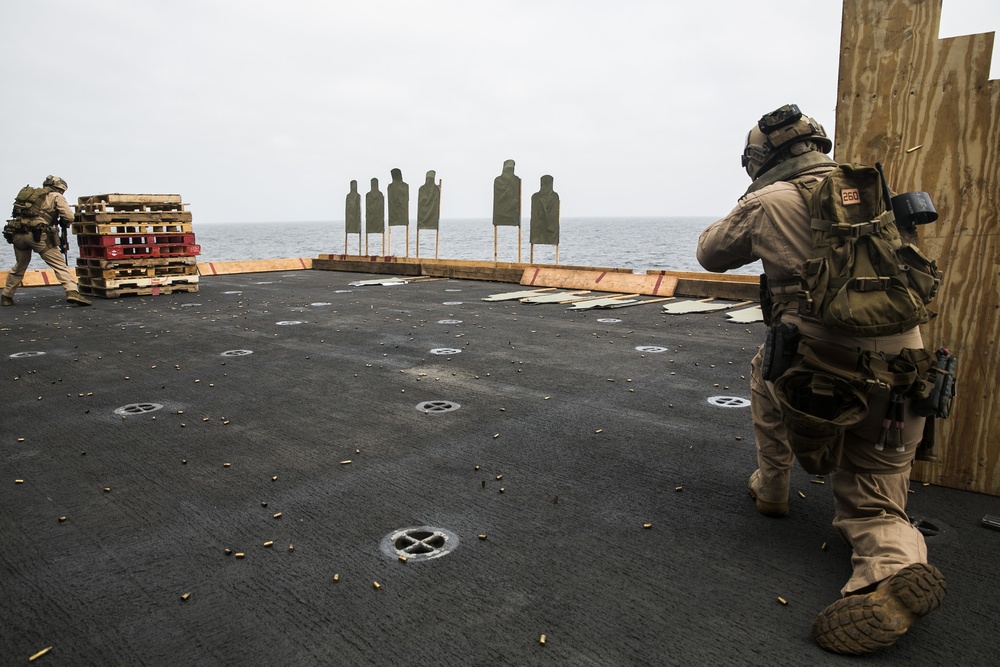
[742,104,832,179]
[43,175,68,192]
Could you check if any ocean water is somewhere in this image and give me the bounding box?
[188,218,763,276]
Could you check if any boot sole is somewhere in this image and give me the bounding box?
[812,563,946,655]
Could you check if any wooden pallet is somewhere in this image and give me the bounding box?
[72,222,193,235]
[78,274,199,290]
[76,194,185,214]
[78,243,201,260]
[78,282,199,299]
[74,211,194,224]
[77,233,196,247]
[76,256,198,269]
[75,263,199,280]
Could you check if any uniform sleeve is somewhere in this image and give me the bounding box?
[54,194,75,226]
[696,196,759,273]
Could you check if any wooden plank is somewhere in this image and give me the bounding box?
[839,0,1000,495]
[75,211,193,223]
[197,258,312,275]
[519,267,678,296]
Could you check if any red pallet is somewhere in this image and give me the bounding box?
[78,244,201,259]
[77,233,196,247]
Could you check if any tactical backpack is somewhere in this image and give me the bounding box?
[11,184,46,220]
[794,163,941,336]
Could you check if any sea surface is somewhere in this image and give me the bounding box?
[187,218,762,276]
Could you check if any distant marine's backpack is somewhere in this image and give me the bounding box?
[11,184,46,219]
[794,163,941,336]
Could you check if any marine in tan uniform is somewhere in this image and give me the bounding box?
[2,175,91,307]
[697,105,945,655]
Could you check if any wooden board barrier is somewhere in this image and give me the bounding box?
[198,258,312,275]
[519,267,678,297]
[839,0,1000,495]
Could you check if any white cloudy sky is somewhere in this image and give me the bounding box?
[1,0,996,223]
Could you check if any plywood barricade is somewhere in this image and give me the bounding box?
[838,0,999,494]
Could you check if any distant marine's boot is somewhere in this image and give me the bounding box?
[747,469,789,517]
[66,291,92,306]
[1,295,13,307]
[812,563,947,655]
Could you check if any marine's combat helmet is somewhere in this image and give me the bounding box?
[741,104,832,179]
[43,175,68,192]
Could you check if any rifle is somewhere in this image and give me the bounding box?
[59,223,69,264]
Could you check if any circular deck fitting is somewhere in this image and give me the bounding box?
[276,321,304,326]
[415,400,461,414]
[114,402,163,416]
[437,319,462,325]
[380,526,459,562]
[707,396,751,408]
[442,301,464,306]
[310,302,332,307]
[430,348,462,356]
[9,351,46,359]
[597,318,622,323]
[635,345,668,353]
[223,291,243,295]
[221,350,254,357]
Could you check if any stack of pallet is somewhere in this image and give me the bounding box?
[73,194,200,298]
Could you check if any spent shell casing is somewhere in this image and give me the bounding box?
[235,552,245,558]
[333,573,340,583]
[373,581,381,590]
[288,545,294,552]
[399,556,408,563]
[477,534,487,540]
[340,460,352,465]
[273,512,282,519]
[777,596,788,605]
[181,592,191,601]
[263,541,273,548]
[798,491,806,499]
[28,646,52,662]
[643,523,653,529]
[539,634,547,646]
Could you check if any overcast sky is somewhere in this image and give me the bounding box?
[2,0,997,223]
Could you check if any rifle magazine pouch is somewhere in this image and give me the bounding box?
[773,369,869,474]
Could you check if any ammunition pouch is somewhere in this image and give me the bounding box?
[4,219,27,243]
[772,338,937,474]
[761,323,799,382]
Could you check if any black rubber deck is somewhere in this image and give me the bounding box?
[2,270,997,666]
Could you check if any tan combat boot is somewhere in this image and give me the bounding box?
[748,469,789,517]
[66,290,92,306]
[812,563,946,655]
[1,295,13,307]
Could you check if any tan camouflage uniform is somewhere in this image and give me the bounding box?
[3,189,80,299]
[697,163,929,596]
